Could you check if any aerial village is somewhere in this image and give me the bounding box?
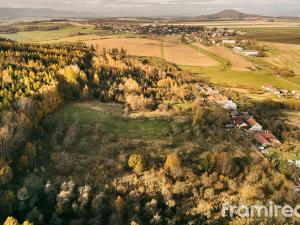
[92,21,266,57]
[86,20,300,166]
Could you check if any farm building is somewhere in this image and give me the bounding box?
[243,50,259,57]
[222,100,237,110]
[222,39,236,45]
[233,46,243,52]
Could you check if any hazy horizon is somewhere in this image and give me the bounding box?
[1,0,300,17]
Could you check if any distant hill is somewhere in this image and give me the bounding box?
[0,8,297,21]
[0,8,88,19]
[197,9,260,20]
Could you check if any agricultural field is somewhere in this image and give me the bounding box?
[193,43,253,71]
[85,35,220,67]
[85,37,162,57]
[176,20,300,28]
[181,64,300,90]
[242,27,300,44]
[262,42,300,75]
[162,36,219,67]
[0,23,108,42]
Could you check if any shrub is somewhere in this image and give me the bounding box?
[115,196,124,213]
[128,154,145,173]
[4,217,19,225]
[164,153,182,176]
[0,164,13,185]
[23,221,33,225]
[126,94,154,111]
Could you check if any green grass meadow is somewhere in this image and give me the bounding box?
[52,102,170,140]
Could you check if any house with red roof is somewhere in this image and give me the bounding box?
[254,131,281,146]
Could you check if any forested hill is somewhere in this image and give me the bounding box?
[0,39,93,160]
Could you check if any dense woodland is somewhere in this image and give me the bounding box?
[0,39,299,225]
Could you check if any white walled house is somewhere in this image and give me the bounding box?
[222,39,236,45]
[233,46,243,52]
[222,100,237,110]
[249,123,263,131]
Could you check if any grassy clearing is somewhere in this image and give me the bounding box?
[52,101,170,140]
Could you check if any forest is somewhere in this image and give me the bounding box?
[0,38,299,225]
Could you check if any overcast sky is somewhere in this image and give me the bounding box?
[1,0,300,17]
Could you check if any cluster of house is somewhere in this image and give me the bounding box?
[198,83,238,110]
[182,27,261,58]
[262,84,300,99]
[231,111,281,153]
[183,27,245,46]
[197,83,281,153]
[93,23,204,36]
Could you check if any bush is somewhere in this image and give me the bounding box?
[4,216,19,225]
[128,154,145,173]
[164,153,182,176]
[0,163,13,185]
[126,94,154,112]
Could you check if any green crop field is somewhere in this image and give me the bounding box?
[51,101,170,140]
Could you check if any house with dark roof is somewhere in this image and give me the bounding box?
[233,116,248,129]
